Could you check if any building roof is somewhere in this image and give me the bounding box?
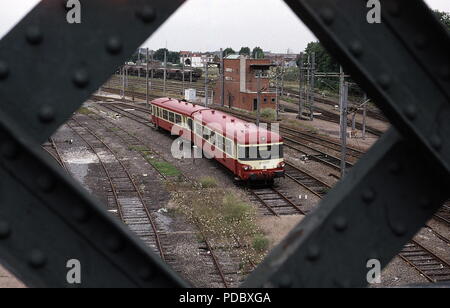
[225,54,241,60]
[151,98,282,145]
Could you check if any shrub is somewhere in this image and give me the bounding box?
[253,234,269,252]
[199,176,218,188]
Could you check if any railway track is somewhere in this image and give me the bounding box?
[42,138,68,171]
[66,118,167,261]
[249,186,305,216]
[284,162,331,199]
[399,240,450,283]
[75,110,237,288]
[101,102,154,128]
[434,202,450,226]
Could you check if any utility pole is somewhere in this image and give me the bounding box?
[309,52,316,121]
[163,50,167,96]
[150,50,154,91]
[182,59,185,98]
[362,93,367,140]
[204,61,209,107]
[256,70,262,126]
[220,48,225,107]
[121,65,125,98]
[298,57,304,120]
[146,48,149,109]
[340,72,349,178]
[305,54,311,118]
[275,66,280,121]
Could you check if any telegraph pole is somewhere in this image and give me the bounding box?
[256,70,262,126]
[275,66,280,121]
[305,54,311,117]
[340,69,348,178]
[298,57,304,119]
[309,52,316,121]
[121,65,125,98]
[204,61,209,107]
[220,48,225,107]
[150,50,154,91]
[182,59,185,98]
[146,48,149,109]
[362,93,368,140]
[163,50,167,96]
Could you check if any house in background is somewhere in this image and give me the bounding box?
[213,55,276,112]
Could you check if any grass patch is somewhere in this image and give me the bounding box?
[252,234,270,253]
[199,176,218,188]
[128,145,149,152]
[169,183,268,272]
[284,118,320,134]
[78,107,94,115]
[148,158,182,177]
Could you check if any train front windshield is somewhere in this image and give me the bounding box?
[237,144,284,161]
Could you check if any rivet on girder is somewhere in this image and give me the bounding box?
[349,41,363,58]
[139,266,155,281]
[320,8,335,25]
[137,6,157,23]
[362,188,376,204]
[404,105,417,120]
[0,61,9,80]
[378,74,392,90]
[1,142,19,160]
[39,105,55,123]
[278,275,292,288]
[106,236,125,253]
[389,162,402,175]
[25,26,43,45]
[306,245,321,262]
[430,135,442,151]
[106,36,123,55]
[29,250,47,268]
[72,69,89,88]
[334,216,348,232]
[0,221,11,239]
[391,222,407,237]
[37,175,56,193]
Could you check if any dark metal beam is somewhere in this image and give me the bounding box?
[0,0,188,287]
[242,0,450,287]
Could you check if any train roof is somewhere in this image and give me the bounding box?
[151,98,282,145]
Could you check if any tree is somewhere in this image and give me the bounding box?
[252,47,264,59]
[153,48,180,64]
[239,47,251,56]
[223,48,236,57]
[434,10,450,29]
[304,41,339,73]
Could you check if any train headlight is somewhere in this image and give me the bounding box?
[243,165,252,171]
[278,162,286,168]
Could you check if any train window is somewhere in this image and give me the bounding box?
[203,127,211,140]
[169,112,175,123]
[195,122,202,136]
[163,109,168,120]
[225,139,233,157]
[238,144,284,161]
[217,136,224,152]
[175,114,182,124]
[187,119,193,130]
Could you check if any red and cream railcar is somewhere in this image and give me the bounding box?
[150,98,285,181]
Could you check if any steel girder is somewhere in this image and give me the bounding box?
[0,0,448,288]
[0,0,188,287]
[244,0,450,287]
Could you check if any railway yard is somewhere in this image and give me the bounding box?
[17,73,446,288]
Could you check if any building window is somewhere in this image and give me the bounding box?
[264,98,268,103]
[225,77,233,81]
[272,98,276,103]
[225,68,233,72]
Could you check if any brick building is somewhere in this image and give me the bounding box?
[213,55,276,112]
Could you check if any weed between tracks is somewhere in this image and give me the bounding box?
[128,146,182,177]
[78,107,94,115]
[167,180,269,272]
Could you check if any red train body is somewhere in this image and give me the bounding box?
[150,98,285,181]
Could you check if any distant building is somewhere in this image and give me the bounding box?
[213,55,276,112]
[180,51,215,68]
[265,52,298,67]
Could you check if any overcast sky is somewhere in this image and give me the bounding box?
[1,0,449,53]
